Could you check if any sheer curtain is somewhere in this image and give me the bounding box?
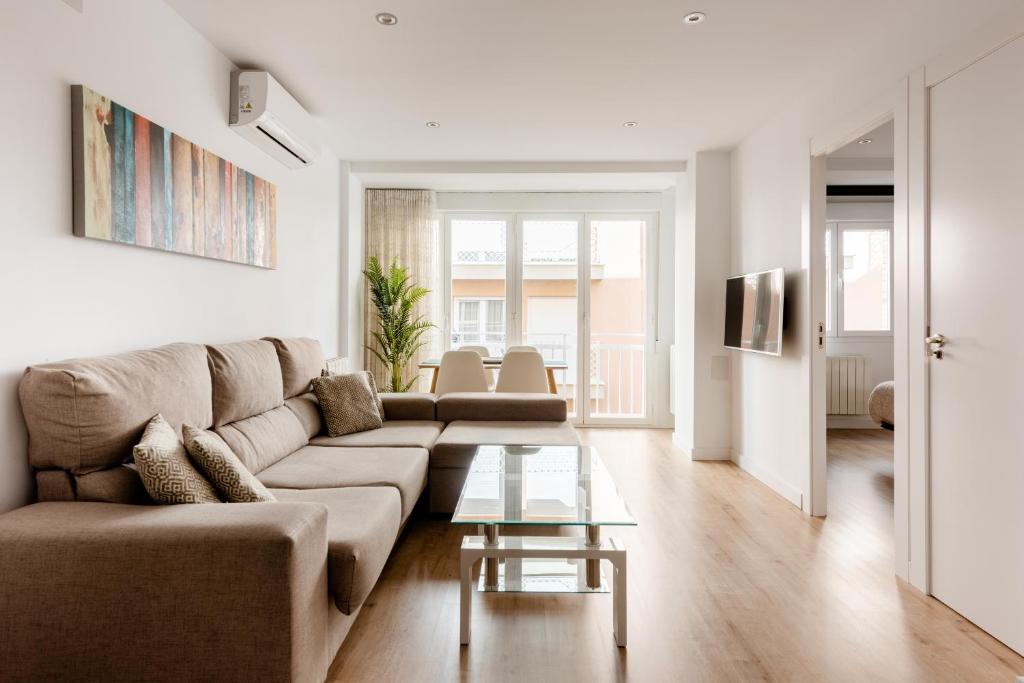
[363,189,440,391]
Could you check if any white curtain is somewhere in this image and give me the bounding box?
[363,189,440,391]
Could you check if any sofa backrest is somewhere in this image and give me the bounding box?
[435,392,568,422]
[19,337,327,503]
[19,343,214,502]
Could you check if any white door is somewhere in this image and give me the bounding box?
[928,36,1024,655]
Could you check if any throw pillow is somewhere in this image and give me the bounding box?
[183,425,276,503]
[133,414,221,504]
[322,369,385,418]
[311,371,384,437]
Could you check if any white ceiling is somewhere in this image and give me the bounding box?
[826,119,894,185]
[830,120,894,159]
[167,0,1011,161]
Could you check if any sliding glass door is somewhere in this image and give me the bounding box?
[586,217,650,421]
[443,212,655,425]
[518,216,581,418]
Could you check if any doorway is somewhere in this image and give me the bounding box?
[822,120,896,553]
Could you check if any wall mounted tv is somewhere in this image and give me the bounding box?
[724,268,785,356]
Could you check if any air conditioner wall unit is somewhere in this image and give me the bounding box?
[229,71,318,169]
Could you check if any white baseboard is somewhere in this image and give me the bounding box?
[670,433,731,460]
[826,414,882,429]
[690,446,732,461]
[732,451,804,509]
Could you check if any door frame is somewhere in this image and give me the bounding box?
[806,74,928,591]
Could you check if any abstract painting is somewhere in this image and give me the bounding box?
[71,85,277,268]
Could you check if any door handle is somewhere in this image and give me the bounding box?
[926,333,947,359]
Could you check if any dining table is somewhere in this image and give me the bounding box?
[417,357,569,394]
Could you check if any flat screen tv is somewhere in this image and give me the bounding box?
[724,268,784,355]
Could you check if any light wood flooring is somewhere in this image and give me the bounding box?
[327,428,1024,682]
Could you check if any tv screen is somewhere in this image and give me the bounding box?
[724,268,784,355]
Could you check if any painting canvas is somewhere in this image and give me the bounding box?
[71,85,277,269]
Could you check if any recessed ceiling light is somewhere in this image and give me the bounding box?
[375,12,397,26]
[857,138,873,144]
[683,11,706,25]
[425,121,440,128]
[623,121,639,128]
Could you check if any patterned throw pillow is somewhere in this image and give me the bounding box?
[311,371,384,437]
[322,369,385,417]
[182,425,276,503]
[133,415,221,504]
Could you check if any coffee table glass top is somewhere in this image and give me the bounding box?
[451,445,636,526]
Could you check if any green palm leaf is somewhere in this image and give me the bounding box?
[363,256,436,392]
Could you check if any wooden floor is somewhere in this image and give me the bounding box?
[328,428,1024,682]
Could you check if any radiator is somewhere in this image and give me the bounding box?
[826,355,872,415]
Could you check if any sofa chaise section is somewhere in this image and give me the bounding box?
[272,487,401,616]
[428,393,579,513]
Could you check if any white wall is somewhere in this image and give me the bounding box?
[0,1,343,513]
[730,120,811,507]
[674,152,732,458]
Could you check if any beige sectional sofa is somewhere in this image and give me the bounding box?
[0,337,579,683]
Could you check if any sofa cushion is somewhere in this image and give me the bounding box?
[431,420,580,469]
[310,421,444,450]
[379,392,436,421]
[284,392,322,439]
[271,487,400,615]
[75,465,151,504]
[435,393,567,422]
[207,340,284,427]
[256,445,427,520]
[19,343,212,475]
[214,406,310,474]
[133,415,221,504]
[311,372,383,437]
[263,337,325,399]
[184,426,276,503]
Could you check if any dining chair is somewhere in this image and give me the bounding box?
[434,350,489,395]
[504,345,539,353]
[458,345,495,389]
[495,350,549,393]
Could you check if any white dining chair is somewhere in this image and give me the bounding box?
[495,351,549,393]
[504,345,539,353]
[458,345,496,389]
[434,350,489,395]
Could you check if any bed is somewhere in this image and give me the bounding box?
[868,381,895,431]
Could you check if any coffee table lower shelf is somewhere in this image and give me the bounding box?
[458,532,627,647]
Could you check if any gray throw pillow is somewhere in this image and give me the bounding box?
[183,425,276,503]
[312,371,384,437]
[133,414,221,504]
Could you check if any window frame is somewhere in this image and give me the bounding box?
[825,220,895,338]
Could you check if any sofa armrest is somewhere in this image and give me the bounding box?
[0,501,330,683]
[436,392,567,422]
[379,392,436,420]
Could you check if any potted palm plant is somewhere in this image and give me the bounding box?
[363,256,435,392]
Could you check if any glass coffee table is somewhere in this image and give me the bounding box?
[452,444,636,647]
